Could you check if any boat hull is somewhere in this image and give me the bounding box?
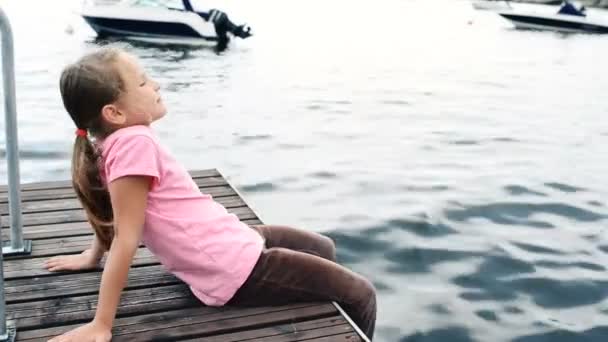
[499,12,608,33]
[81,4,218,45]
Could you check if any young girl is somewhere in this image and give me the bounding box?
[44,47,377,342]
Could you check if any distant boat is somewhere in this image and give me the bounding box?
[81,0,252,48]
[472,0,513,11]
[496,1,608,33]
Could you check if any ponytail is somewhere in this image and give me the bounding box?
[72,134,114,250]
[60,47,125,250]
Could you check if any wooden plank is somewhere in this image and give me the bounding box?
[110,304,338,342]
[1,187,77,204]
[178,317,353,342]
[2,205,256,233]
[8,235,112,258]
[16,303,330,341]
[0,174,230,204]
[8,284,191,316]
[0,169,220,193]
[0,185,238,215]
[5,265,178,303]
[4,261,159,280]
[4,245,156,271]
[1,196,248,228]
[1,217,262,242]
[0,176,232,208]
[240,325,357,342]
[9,284,204,329]
[307,333,362,341]
[3,251,160,279]
[0,180,239,216]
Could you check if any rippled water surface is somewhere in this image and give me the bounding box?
[1,0,608,341]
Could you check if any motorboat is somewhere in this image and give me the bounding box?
[80,0,252,48]
[497,1,608,33]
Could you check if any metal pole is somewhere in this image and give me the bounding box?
[0,7,27,341]
[0,215,15,342]
[0,6,31,256]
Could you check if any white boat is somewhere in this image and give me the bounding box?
[81,0,252,47]
[497,1,608,33]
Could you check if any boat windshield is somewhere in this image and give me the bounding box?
[87,0,184,8]
[557,1,587,17]
[131,0,183,8]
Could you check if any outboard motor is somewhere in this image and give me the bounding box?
[207,9,252,50]
[182,0,252,51]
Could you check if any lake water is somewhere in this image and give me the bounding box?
[1,0,608,341]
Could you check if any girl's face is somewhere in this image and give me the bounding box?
[110,53,167,127]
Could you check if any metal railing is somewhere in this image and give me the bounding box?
[0,215,14,342]
[1,6,29,257]
[1,5,32,341]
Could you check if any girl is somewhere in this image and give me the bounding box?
[44,47,377,342]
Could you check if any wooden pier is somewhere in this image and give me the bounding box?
[0,169,365,341]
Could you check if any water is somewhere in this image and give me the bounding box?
[1,0,608,340]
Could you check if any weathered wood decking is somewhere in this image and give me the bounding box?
[0,169,365,341]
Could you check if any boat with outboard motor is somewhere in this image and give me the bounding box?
[496,1,608,33]
[81,0,252,48]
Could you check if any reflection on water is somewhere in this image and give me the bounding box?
[1,0,608,340]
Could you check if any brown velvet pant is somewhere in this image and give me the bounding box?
[227,225,377,340]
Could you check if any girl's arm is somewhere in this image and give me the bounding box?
[94,175,149,327]
[49,175,150,342]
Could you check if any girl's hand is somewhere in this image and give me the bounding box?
[48,320,111,342]
[44,249,100,272]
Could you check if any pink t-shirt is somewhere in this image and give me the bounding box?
[101,125,263,306]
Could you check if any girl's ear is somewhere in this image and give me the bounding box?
[101,104,126,126]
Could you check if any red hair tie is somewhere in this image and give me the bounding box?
[75,128,88,137]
